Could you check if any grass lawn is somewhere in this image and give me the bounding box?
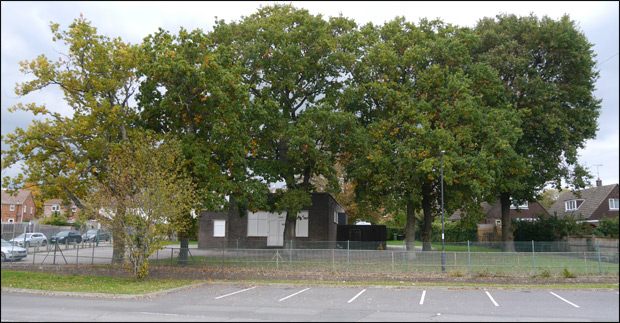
[1,271,205,295]
[147,247,618,278]
[386,240,500,252]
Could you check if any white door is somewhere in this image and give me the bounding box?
[267,215,285,247]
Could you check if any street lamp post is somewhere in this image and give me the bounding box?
[440,150,446,272]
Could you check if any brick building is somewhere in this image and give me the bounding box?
[1,189,36,223]
[198,193,346,249]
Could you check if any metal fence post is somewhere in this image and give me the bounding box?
[597,240,602,274]
[402,239,406,273]
[332,248,335,272]
[584,251,588,276]
[76,243,79,267]
[289,240,293,271]
[170,248,173,267]
[531,240,536,275]
[347,240,350,273]
[467,240,471,275]
[236,239,239,269]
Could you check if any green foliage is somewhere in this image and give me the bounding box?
[537,189,563,210]
[40,212,70,226]
[512,215,595,241]
[430,220,478,242]
[210,4,359,240]
[342,17,522,247]
[562,268,576,279]
[2,8,602,256]
[473,14,601,248]
[595,217,619,238]
[84,133,197,280]
[2,15,140,207]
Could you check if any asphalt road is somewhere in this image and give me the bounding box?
[2,283,618,322]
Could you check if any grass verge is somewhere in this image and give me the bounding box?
[1,271,205,295]
[1,270,616,294]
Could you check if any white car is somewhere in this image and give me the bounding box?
[1,239,27,262]
[9,232,48,247]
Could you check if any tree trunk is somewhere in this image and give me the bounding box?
[500,192,515,252]
[405,200,416,252]
[422,182,433,251]
[111,234,124,265]
[178,235,189,266]
[283,211,296,248]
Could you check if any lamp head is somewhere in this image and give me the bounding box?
[440,150,445,155]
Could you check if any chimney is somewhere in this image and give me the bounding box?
[596,178,602,187]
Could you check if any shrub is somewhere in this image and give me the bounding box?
[596,217,619,238]
[513,214,595,241]
[430,220,477,242]
[562,268,576,278]
[40,212,70,226]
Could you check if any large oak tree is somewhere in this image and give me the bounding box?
[473,14,601,251]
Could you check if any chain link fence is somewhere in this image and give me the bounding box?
[2,239,617,277]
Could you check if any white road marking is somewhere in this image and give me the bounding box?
[485,290,499,307]
[348,289,366,303]
[214,287,256,299]
[550,292,580,308]
[419,290,426,305]
[138,312,182,317]
[279,288,310,301]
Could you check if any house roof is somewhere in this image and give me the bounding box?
[547,183,618,220]
[44,199,64,205]
[1,189,32,205]
[449,200,549,221]
[449,202,494,221]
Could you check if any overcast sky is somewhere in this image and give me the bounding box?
[1,1,618,188]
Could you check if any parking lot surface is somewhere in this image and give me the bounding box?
[2,283,618,321]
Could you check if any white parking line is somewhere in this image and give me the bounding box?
[419,290,426,305]
[485,290,499,307]
[214,287,256,299]
[550,292,579,308]
[348,289,366,303]
[279,288,310,301]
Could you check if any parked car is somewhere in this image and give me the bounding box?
[82,229,110,242]
[50,230,82,244]
[9,232,48,247]
[1,239,27,262]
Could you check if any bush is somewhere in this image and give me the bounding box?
[512,215,595,241]
[596,217,619,238]
[430,220,477,242]
[40,212,70,226]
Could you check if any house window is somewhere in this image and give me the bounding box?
[213,220,226,237]
[295,211,309,237]
[495,219,502,226]
[510,200,529,210]
[72,206,77,212]
[31,207,33,214]
[10,204,15,211]
[610,198,619,210]
[51,205,59,211]
[248,212,269,237]
[565,200,578,211]
[8,218,14,223]
[334,211,338,224]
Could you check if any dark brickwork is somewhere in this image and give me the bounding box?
[197,211,228,249]
[197,193,346,249]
